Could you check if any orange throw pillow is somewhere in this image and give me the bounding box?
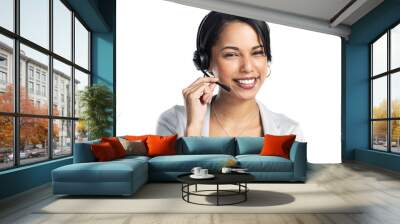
[260,134,296,159]
[101,137,127,158]
[124,135,150,141]
[146,134,177,157]
[91,142,117,161]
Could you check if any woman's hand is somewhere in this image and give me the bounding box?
[182,76,218,136]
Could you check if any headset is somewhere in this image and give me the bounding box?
[193,12,232,92]
[192,12,272,92]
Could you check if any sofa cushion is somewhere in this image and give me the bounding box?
[101,137,127,158]
[148,154,235,172]
[73,139,101,163]
[235,137,264,155]
[178,137,236,155]
[260,134,296,159]
[90,142,118,161]
[52,158,147,183]
[146,134,177,157]
[118,138,147,156]
[114,155,150,165]
[236,155,293,172]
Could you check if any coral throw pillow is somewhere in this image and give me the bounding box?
[146,134,177,157]
[260,134,296,159]
[91,142,117,161]
[101,137,127,158]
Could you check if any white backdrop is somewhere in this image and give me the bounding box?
[116,0,342,163]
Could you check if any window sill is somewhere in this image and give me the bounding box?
[0,156,72,175]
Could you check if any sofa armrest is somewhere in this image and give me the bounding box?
[73,140,100,163]
[289,141,307,181]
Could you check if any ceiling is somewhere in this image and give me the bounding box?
[166,0,385,39]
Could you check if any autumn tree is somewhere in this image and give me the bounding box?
[372,98,400,143]
[0,84,60,152]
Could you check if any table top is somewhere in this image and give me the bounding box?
[177,172,255,185]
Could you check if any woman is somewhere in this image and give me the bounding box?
[156,11,304,141]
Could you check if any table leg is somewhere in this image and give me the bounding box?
[188,184,190,202]
[195,184,197,192]
[245,183,247,201]
[217,184,219,206]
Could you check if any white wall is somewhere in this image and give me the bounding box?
[116,0,341,163]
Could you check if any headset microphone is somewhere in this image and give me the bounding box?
[201,69,231,92]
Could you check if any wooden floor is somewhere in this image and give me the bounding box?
[1,162,400,224]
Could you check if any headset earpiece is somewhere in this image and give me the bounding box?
[193,49,209,72]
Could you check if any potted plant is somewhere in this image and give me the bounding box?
[79,84,114,140]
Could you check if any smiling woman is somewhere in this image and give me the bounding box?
[156,11,304,141]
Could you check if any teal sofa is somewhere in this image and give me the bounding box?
[52,136,307,196]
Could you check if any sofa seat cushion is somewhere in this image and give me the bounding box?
[236,155,293,172]
[177,137,236,155]
[149,154,235,172]
[52,159,147,183]
[117,155,150,162]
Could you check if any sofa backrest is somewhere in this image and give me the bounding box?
[235,137,264,155]
[73,139,100,163]
[75,136,302,161]
[177,136,236,155]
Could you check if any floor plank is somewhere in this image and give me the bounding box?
[1,162,400,224]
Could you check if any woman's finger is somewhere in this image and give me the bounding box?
[187,82,211,100]
[187,76,219,89]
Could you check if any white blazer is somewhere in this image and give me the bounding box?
[156,97,305,142]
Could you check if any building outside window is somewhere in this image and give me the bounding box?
[29,66,34,79]
[0,71,6,84]
[28,81,34,94]
[41,73,46,83]
[0,54,7,89]
[0,54,6,67]
[42,85,46,97]
[35,70,40,81]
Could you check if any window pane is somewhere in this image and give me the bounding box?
[53,59,72,117]
[20,117,49,165]
[0,0,13,31]
[372,77,387,119]
[53,119,72,157]
[372,33,387,76]
[75,120,88,143]
[20,44,49,115]
[0,116,13,170]
[75,18,89,69]
[391,72,400,117]
[391,120,400,153]
[53,0,72,60]
[0,34,14,112]
[372,121,387,151]
[20,0,49,49]
[74,69,89,118]
[391,24,400,70]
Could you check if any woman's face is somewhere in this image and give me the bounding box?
[209,21,269,100]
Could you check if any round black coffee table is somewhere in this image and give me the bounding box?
[177,172,255,206]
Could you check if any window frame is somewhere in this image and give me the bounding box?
[370,20,400,154]
[0,0,92,171]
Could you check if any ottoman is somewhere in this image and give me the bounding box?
[52,157,148,196]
